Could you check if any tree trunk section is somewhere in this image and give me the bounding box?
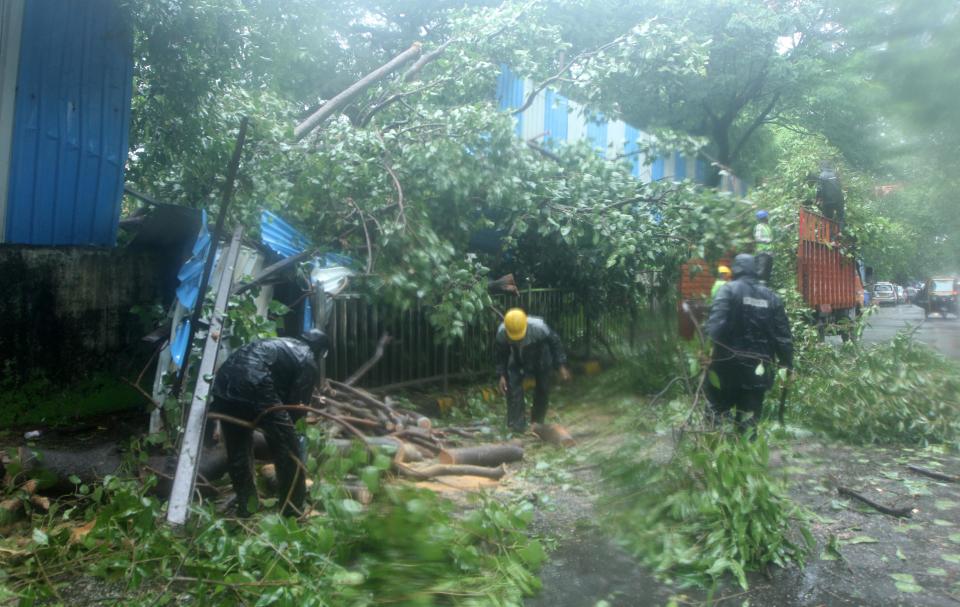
[439,444,524,467]
[532,423,576,447]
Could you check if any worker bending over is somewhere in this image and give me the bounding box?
[495,309,571,432]
[211,329,329,517]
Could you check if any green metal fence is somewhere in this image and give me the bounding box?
[323,288,642,389]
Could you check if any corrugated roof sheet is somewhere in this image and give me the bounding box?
[4,0,132,246]
[261,210,312,258]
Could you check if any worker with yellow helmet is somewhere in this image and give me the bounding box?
[495,308,571,432]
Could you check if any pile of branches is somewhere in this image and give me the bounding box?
[311,378,524,481]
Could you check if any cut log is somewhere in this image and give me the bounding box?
[532,423,576,447]
[439,444,524,467]
[487,273,519,295]
[396,463,507,481]
[906,464,958,483]
[344,483,373,505]
[330,437,424,463]
[837,486,912,518]
[0,479,38,526]
[18,445,229,494]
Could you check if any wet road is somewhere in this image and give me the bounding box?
[860,303,960,359]
[528,304,960,607]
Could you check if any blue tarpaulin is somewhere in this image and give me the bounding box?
[175,210,212,311]
[171,211,212,369]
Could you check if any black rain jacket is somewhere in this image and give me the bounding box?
[705,255,793,390]
[495,316,567,376]
[212,337,320,412]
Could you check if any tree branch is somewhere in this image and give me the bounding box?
[512,36,625,116]
[346,197,374,274]
[359,77,450,127]
[731,92,781,160]
[382,159,406,226]
[295,42,422,140]
[404,38,457,81]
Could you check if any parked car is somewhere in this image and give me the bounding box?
[906,286,919,302]
[873,282,898,306]
[896,285,907,304]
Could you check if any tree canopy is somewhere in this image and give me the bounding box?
[122,0,960,338]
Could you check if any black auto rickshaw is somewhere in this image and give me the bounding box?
[918,277,959,319]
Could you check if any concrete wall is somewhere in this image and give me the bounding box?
[0,246,163,422]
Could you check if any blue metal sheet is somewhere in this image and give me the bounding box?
[543,90,568,146]
[695,158,707,183]
[651,153,665,181]
[495,65,524,137]
[5,0,132,246]
[674,152,687,180]
[176,211,213,310]
[586,116,607,155]
[261,210,312,258]
[624,125,640,177]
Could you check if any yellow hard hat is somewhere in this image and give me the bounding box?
[504,308,528,341]
[717,265,732,278]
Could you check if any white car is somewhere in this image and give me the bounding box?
[873,282,898,306]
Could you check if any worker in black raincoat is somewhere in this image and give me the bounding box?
[495,308,571,432]
[705,254,793,433]
[211,329,329,517]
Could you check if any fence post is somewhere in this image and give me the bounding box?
[584,300,592,359]
[442,343,449,392]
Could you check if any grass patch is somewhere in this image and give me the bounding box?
[0,373,147,428]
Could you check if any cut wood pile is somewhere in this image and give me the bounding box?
[1,337,583,522]
[309,379,525,481]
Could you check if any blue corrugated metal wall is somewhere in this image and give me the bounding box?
[586,117,607,155]
[651,154,665,181]
[494,67,747,192]
[496,65,524,138]
[674,151,687,180]
[695,158,707,183]
[624,125,640,177]
[5,0,132,246]
[543,90,568,146]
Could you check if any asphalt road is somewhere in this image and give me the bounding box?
[860,303,960,359]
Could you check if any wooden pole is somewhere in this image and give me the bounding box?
[167,227,243,526]
[294,43,421,141]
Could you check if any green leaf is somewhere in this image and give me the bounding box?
[844,535,878,545]
[891,573,922,593]
[518,540,546,567]
[31,528,48,546]
[708,370,721,389]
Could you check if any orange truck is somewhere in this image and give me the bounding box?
[679,207,864,340]
[796,208,864,339]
